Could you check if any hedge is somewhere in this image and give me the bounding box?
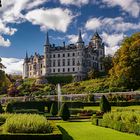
[92,111,140,135]
[6,101,54,113]
[0,126,62,140]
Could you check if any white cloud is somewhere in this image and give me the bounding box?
[0,36,11,47]
[67,33,87,43]
[85,17,140,32]
[102,0,140,18]
[85,18,102,30]
[1,57,23,74]
[0,0,48,47]
[25,8,74,32]
[101,32,124,55]
[59,0,89,6]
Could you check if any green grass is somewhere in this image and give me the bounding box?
[57,121,140,140]
[84,105,140,112]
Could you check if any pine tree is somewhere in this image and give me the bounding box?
[100,95,111,113]
[50,102,58,116]
[59,103,70,121]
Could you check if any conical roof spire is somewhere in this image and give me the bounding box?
[25,51,28,59]
[77,30,84,43]
[45,32,50,46]
[93,31,101,39]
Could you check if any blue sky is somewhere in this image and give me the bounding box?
[0,0,140,74]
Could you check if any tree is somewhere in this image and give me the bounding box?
[101,55,113,75]
[87,68,99,79]
[50,102,58,116]
[100,95,111,113]
[59,103,70,121]
[109,32,140,89]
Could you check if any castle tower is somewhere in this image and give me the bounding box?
[23,51,29,78]
[91,31,104,71]
[76,30,84,48]
[44,32,51,75]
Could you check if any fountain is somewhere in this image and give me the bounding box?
[57,83,62,111]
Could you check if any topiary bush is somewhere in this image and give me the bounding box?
[100,95,111,113]
[50,103,58,116]
[59,103,70,121]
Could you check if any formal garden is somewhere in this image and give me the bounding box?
[0,32,140,140]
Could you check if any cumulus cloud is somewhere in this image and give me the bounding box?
[0,36,11,47]
[59,0,89,6]
[0,0,48,47]
[101,32,125,55]
[67,32,87,43]
[25,8,74,32]
[102,0,140,18]
[85,17,140,32]
[1,57,23,74]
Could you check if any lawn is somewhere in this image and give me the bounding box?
[57,121,140,140]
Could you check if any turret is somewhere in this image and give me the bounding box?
[23,51,29,79]
[76,30,84,48]
[44,32,51,75]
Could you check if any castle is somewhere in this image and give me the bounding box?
[23,31,105,81]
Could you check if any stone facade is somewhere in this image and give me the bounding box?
[23,31,105,81]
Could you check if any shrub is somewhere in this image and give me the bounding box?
[50,103,58,116]
[0,103,4,113]
[14,109,39,114]
[100,95,111,113]
[3,114,53,133]
[59,103,70,121]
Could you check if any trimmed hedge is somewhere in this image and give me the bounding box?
[83,101,140,107]
[6,101,54,113]
[92,111,140,135]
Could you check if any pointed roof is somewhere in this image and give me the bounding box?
[45,32,50,46]
[25,51,28,59]
[77,30,84,43]
[92,31,102,40]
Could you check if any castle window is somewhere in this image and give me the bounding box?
[53,69,55,72]
[58,68,60,72]
[73,53,75,56]
[53,54,55,58]
[63,68,65,72]
[58,59,60,67]
[93,57,94,60]
[67,59,70,66]
[68,53,70,57]
[53,60,55,67]
[73,68,75,72]
[58,54,60,57]
[63,54,65,57]
[68,68,70,72]
[63,59,65,66]
[41,64,42,68]
[72,58,75,66]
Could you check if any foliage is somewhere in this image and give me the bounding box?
[94,111,140,135]
[109,32,140,90]
[47,76,73,84]
[7,84,19,97]
[87,69,99,79]
[0,103,4,113]
[100,95,111,113]
[62,78,111,94]
[50,102,58,116]
[59,103,70,121]
[88,94,95,102]
[3,114,53,133]
[101,55,113,75]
